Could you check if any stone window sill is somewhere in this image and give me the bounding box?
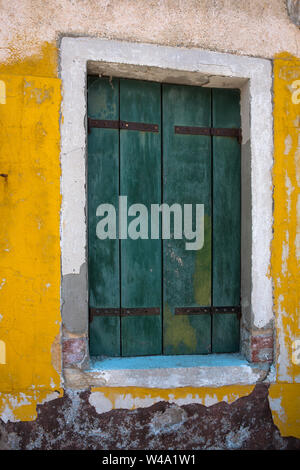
[63,353,272,389]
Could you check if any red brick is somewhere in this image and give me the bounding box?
[63,337,86,366]
[251,334,273,362]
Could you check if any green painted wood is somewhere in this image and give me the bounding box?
[120,79,162,356]
[212,88,241,353]
[89,315,121,357]
[87,76,120,357]
[162,84,212,355]
[212,313,240,353]
[87,78,241,357]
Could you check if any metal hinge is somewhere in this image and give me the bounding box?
[88,117,159,133]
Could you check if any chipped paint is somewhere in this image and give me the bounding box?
[0,42,58,78]
[272,53,300,381]
[270,53,300,438]
[1,384,298,449]
[0,390,62,423]
[0,341,5,364]
[0,80,6,104]
[89,385,256,414]
[269,384,300,439]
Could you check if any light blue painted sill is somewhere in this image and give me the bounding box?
[89,353,268,371]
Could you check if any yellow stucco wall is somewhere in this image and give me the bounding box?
[0,40,299,439]
[268,53,300,439]
[0,44,63,421]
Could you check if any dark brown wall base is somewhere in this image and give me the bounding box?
[1,384,299,450]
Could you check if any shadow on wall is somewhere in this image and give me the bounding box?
[287,0,300,26]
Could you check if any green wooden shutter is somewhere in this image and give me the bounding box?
[88,78,241,358]
[120,79,162,357]
[88,77,120,357]
[212,88,241,353]
[162,84,212,355]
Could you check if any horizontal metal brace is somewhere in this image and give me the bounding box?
[88,118,159,133]
[175,307,211,315]
[89,307,160,321]
[174,125,242,143]
[174,126,211,136]
[175,306,241,319]
[89,308,120,321]
[121,307,160,317]
[90,306,241,320]
[88,119,240,141]
[88,118,119,130]
[212,306,241,314]
[120,121,159,132]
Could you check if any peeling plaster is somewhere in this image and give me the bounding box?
[1,385,299,449]
[0,390,62,423]
[284,134,293,155]
[272,54,300,388]
[285,172,294,215]
[269,383,300,439]
[89,392,113,414]
[296,194,300,260]
[88,385,257,415]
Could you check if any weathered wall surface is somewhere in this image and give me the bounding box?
[0,0,299,63]
[0,0,300,449]
[1,385,300,450]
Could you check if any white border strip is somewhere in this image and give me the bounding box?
[60,37,273,332]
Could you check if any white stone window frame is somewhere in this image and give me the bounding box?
[60,37,274,389]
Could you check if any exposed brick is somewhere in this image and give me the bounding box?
[251,334,273,363]
[62,337,87,367]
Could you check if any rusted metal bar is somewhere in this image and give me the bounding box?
[89,307,120,322]
[89,306,161,320]
[121,307,160,316]
[174,125,242,143]
[211,128,241,139]
[88,117,159,133]
[212,306,241,319]
[175,306,241,318]
[212,127,242,143]
[174,126,211,136]
[119,121,159,132]
[175,307,211,315]
[88,118,119,131]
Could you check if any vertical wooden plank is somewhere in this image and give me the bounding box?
[212,88,241,353]
[163,84,212,355]
[212,313,240,353]
[87,76,120,357]
[120,79,162,356]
